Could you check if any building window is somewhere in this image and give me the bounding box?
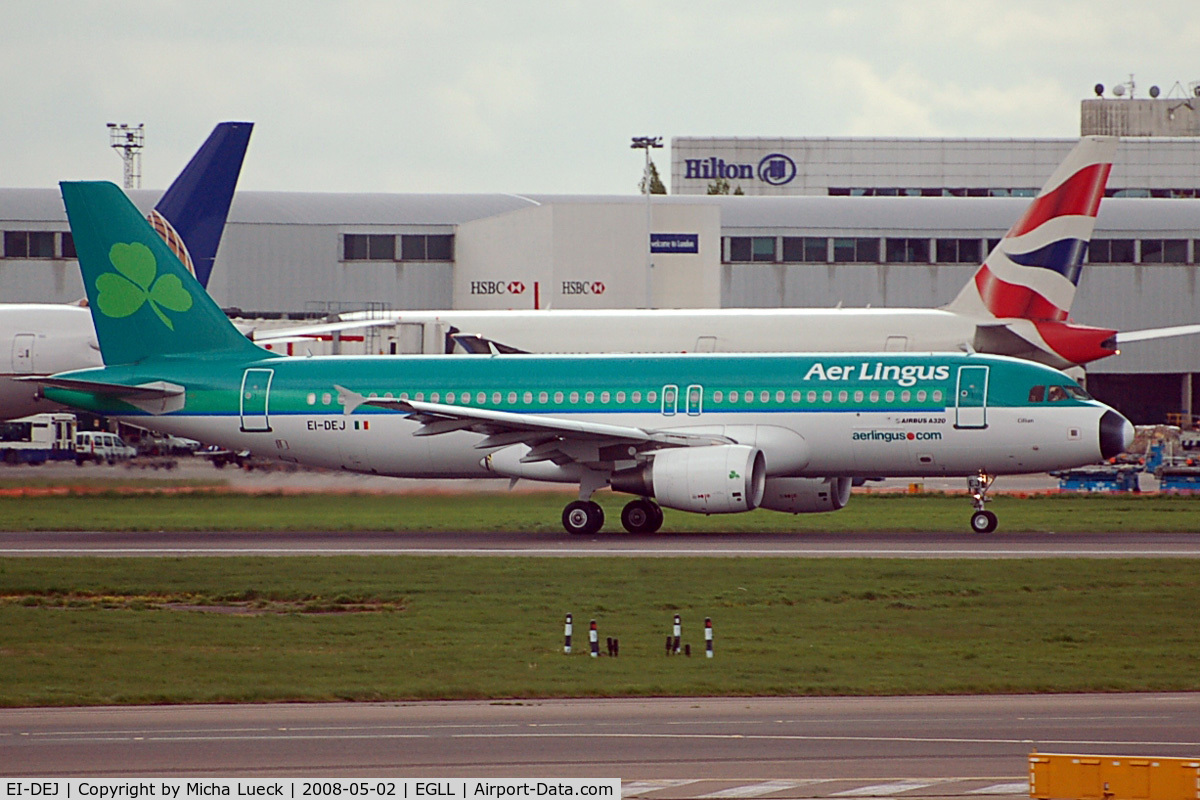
[751,236,775,262]
[727,237,751,262]
[3,231,57,259]
[782,236,827,263]
[343,234,395,261]
[61,232,75,259]
[936,238,983,264]
[726,236,777,263]
[1140,239,1188,264]
[832,237,879,263]
[401,234,454,261]
[885,238,930,264]
[1088,239,1135,264]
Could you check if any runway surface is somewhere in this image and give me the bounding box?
[2,530,1199,557]
[3,695,1198,796]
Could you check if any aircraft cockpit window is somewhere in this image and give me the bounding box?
[1062,384,1092,401]
[1029,386,1046,402]
[1047,385,1068,402]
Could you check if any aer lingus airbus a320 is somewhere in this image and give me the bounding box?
[38,181,1133,533]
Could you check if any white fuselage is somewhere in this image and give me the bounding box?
[334,307,981,356]
[0,305,101,420]
[126,400,1112,482]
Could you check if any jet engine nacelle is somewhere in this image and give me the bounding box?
[610,445,766,514]
[759,476,852,514]
[480,445,582,483]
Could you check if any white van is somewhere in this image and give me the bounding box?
[74,431,137,465]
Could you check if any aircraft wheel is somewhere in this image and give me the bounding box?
[970,510,998,534]
[621,499,664,534]
[562,500,605,535]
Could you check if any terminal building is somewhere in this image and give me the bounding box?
[2,94,1199,425]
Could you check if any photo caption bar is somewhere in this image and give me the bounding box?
[2,781,620,800]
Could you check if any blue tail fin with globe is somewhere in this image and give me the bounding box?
[60,181,267,366]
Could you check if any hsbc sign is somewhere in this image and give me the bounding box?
[562,281,606,296]
[470,280,526,295]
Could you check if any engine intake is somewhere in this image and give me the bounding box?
[610,445,766,514]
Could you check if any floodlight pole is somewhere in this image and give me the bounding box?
[631,136,663,309]
[107,123,145,189]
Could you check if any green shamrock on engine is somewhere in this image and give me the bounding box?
[95,242,193,331]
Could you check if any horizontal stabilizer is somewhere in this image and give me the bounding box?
[27,377,185,415]
[26,376,183,399]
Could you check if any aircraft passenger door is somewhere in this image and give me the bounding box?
[240,368,274,433]
[686,384,704,416]
[661,384,678,417]
[954,365,989,429]
[11,334,34,373]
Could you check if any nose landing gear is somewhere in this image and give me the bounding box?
[968,470,998,533]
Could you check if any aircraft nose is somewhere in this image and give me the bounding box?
[1099,409,1134,460]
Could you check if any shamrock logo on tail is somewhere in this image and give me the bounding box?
[95,242,193,330]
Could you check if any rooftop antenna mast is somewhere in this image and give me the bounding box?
[107,123,144,189]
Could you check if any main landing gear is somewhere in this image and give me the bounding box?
[561,497,665,534]
[620,498,664,534]
[562,500,605,535]
[968,470,998,533]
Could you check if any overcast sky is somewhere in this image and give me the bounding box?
[3,0,1197,195]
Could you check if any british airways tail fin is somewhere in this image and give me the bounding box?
[944,136,1118,321]
[62,181,267,366]
[151,122,253,289]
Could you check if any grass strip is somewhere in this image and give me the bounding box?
[0,491,1196,532]
[1,556,1198,706]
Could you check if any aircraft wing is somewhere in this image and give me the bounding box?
[335,385,732,462]
[1115,323,1200,344]
[249,318,395,342]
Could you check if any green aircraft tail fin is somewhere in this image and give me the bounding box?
[60,181,268,366]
